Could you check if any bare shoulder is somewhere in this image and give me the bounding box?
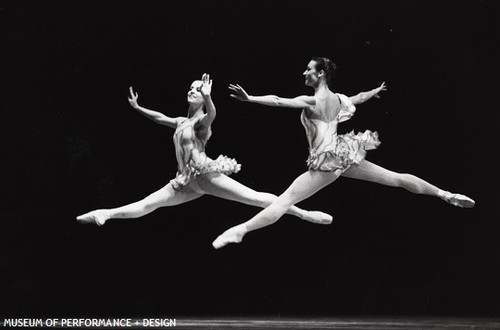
[296,95,316,105]
[173,116,187,127]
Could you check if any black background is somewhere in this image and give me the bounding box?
[2,0,499,319]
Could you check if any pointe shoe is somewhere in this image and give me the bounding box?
[212,227,244,249]
[304,211,333,225]
[76,210,108,226]
[441,192,475,208]
[212,235,228,249]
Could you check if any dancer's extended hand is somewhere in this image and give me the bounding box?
[128,86,139,109]
[229,84,250,101]
[200,73,212,97]
[373,82,387,99]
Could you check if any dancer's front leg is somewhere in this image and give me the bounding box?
[196,173,332,224]
[76,183,203,226]
[211,170,340,249]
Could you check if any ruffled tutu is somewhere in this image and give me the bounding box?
[170,155,241,191]
[306,130,381,172]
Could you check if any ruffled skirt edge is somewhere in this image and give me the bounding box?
[306,130,381,172]
[170,155,241,191]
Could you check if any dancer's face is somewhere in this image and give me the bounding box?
[303,60,321,87]
[187,80,204,105]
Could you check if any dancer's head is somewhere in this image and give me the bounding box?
[303,57,337,88]
[187,80,205,106]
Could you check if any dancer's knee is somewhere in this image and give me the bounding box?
[392,173,408,188]
[255,192,277,208]
[397,173,425,194]
[140,194,166,212]
[242,191,273,208]
[141,202,157,213]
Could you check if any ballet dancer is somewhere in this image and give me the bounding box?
[212,57,475,249]
[76,74,332,227]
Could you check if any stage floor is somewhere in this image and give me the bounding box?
[172,317,500,329]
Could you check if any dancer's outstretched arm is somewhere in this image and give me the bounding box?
[199,73,217,127]
[349,82,387,105]
[229,84,315,109]
[128,86,183,128]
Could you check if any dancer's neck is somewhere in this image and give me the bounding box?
[314,81,330,95]
[188,104,205,118]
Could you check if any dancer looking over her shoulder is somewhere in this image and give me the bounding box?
[212,57,475,249]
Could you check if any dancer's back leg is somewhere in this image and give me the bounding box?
[341,160,474,207]
[196,172,332,224]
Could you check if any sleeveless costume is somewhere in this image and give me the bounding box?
[170,116,241,191]
[301,93,381,172]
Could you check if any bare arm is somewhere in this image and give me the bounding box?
[229,84,315,109]
[349,82,387,105]
[199,73,216,128]
[128,86,182,128]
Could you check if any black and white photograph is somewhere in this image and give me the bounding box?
[2,0,499,328]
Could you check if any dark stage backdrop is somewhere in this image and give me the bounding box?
[2,0,499,319]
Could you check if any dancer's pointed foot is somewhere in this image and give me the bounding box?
[302,211,333,225]
[212,225,246,249]
[76,210,109,226]
[441,192,475,208]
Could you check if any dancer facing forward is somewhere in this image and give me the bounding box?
[77,74,332,227]
[212,58,475,249]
